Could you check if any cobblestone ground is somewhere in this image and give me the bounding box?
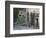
[13,24,39,30]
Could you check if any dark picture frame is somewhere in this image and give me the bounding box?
[5,1,45,37]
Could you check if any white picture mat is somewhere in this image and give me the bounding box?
[10,4,43,34]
